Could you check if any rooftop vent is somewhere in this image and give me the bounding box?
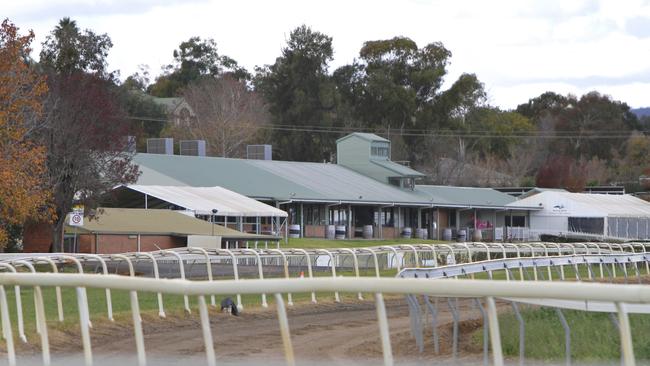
[247,144,272,160]
[146,138,174,155]
[179,140,206,157]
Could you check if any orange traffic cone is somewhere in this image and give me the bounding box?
[299,271,305,279]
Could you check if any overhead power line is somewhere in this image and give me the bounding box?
[125,116,648,139]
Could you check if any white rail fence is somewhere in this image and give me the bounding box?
[0,242,646,322]
[0,274,647,366]
[400,252,650,366]
[0,243,648,366]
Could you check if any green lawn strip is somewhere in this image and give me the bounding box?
[1,267,399,339]
[473,306,650,361]
[280,237,446,249]
[462,262,643,282]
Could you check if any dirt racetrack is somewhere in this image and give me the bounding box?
[19,296,488,365]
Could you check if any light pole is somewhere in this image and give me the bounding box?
[211,208,218,236]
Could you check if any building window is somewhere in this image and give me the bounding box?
[304,205,325,225]
[568,217,604,235]
[388,177,401,187]
[371,142,390,158]
[404,178,414,191]
[505,215,526,227]
[375,208,394,227]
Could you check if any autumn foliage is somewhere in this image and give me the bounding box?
[535,155,588,192]
[0,19,52,247]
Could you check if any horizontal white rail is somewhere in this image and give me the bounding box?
[0,271,645,366]
[1,273,649,305]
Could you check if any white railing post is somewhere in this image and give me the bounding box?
[241,249,267,307]
[292,249,316,303]
[316,249,340,303]
[198,295,216,366]
[338,248,363,300]
[616,302,636,366]
[0,285,16,366]
[375,293,393,366]
[80,254,113,321]
[0,264,25,343]
[134,252,165,318]
[275,293,295,366]
[486,296,504,366]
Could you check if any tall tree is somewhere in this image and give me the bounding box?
[168,75,269,157]
[0,19,52,249]
[254,25,338,161]
[39,17,113,78]
[37,18,139,250]
[465,107,534,160]
[40,72,139,251]
[517,91,640,160]
[120,65,168,149]
[149,37,249,97]
[334,37,487,163]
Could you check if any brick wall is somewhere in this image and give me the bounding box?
[93,234,184,254]
[381,227,397,239]
[305,225,325,238]
[23,222,53,252]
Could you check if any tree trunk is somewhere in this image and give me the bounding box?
[52,216,65,253]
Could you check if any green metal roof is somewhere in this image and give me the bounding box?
[370,160,426,177]
[336,132,389,143]
[415,185,517,207]
[134,153,426,204]
[133,153,518,208]
[65,207,274,239]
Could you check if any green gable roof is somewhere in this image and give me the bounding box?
[371,160,426,177]
[336,132,389,143]
[134,153,426,204]
[133,153,519,209]
[415,185,517,208]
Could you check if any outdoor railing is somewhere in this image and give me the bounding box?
[0,273,647,366]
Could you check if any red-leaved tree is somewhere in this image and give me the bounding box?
[39,72,140,251]
[535,155,587,192]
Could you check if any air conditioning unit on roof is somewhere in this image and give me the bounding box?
[247,144,272,160]
[180,140,206,157]
[146,138,173,154]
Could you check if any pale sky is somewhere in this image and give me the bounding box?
[4,0,650,109]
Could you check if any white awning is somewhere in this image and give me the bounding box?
[124,185,288,217]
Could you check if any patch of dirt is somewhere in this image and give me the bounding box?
[9,296,494,364]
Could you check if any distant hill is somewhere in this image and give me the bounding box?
[632,107,650,117]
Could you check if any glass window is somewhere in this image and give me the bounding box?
[505,215,526,227]
[371,142,390,158]
[568,217,604,235]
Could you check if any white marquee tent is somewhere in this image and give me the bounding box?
[111,185,288,238]
[121,185,287,217]
[507,190,650,240]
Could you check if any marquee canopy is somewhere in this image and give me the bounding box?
[116,185,288,218]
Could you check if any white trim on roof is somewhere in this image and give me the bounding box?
[124,185,288,217]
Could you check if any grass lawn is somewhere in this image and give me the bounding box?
[280,237,446,249]
[473,306,650,362]
[0,266,400,341]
